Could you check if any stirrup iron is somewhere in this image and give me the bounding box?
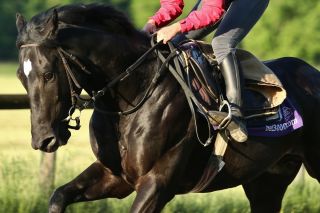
[217,100,232,130]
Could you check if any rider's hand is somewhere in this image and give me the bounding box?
[143,19,157,35]
[156,22,181,44]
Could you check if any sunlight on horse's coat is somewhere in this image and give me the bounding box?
[15,4,320,212]
[23,59,32,77]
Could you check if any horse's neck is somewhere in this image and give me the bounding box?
[96,32,149,74]
[92,35,155,108]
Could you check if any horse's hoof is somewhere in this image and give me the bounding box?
[49,204,64,213]
[48,189,66,213]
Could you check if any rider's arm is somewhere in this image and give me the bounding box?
[151,0,185,28]
[179,0,225,33]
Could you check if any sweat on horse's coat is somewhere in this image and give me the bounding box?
[15,4,320,213]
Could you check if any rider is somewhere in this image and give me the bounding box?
[143,0,270,142]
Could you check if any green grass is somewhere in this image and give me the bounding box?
[1,63,320,212]
[0,62,25,94]
[1,142,320,213]
[0,62,18,76]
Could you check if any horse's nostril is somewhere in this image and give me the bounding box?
[41,137,56,150]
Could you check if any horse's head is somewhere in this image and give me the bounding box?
[16,10,76,152]
[16,4,150,152]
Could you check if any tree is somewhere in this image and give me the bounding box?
[1,0,319,66]
[0,0,23,60]
[0,0,131,61]
[242,0,320,67]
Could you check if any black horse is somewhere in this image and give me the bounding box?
[16,4,320,213]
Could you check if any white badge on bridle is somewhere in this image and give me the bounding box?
[23,59,32,77]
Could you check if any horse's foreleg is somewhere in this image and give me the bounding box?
[242,155,301,213]
[49,161,133,213]
[130,136,193,213]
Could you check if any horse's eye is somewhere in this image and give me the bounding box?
[43,72,54,81]
[16,41,22,49]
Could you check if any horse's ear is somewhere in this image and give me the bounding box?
[41,9,58,39]
[16,13,26,34]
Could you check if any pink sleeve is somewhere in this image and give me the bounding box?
[179,0,225,33]
[151,0,184,28]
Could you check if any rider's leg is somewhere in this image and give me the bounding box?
[171,22,220,47]
[219,50,248,142]
[184,21,220,40]
[211,0,270,142]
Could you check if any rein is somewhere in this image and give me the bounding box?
[151,40,215,146]
[20,39,165,130]
[20,37,217,146]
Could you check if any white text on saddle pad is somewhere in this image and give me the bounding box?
[23,59,32,77]
[265,118,298,132]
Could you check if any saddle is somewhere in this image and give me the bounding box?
[176,40,287,120]
[168,40,304,192]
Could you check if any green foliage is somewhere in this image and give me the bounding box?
[0,0,130,60]
[242,0,320,66]
[1,0,319,67]
[130,0,194,28]
[282,181,320,213]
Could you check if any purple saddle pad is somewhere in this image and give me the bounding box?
[247,99,303,137]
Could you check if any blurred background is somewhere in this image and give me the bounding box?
[0,0,319,212]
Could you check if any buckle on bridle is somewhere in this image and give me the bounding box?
[62,105,82,130]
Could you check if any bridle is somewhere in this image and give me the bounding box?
[20,37,224,147]
[20,38,166,130]
[21,43,91,129]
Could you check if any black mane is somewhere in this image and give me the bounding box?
[21,3,139,45]
[54,4,137,34]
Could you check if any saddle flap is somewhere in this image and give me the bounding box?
[197,41,287,109]
[173,41,302,139]
[177,40,287,120]
[236,49,287,108]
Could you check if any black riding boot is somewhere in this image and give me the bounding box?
[219,51,248,142]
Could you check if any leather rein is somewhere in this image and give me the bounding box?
[20,39,169,130]
[20,37,220,146]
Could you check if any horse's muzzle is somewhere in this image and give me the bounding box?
[32,135,59,152]
[41,137,59,152]
[32,129,71,152]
